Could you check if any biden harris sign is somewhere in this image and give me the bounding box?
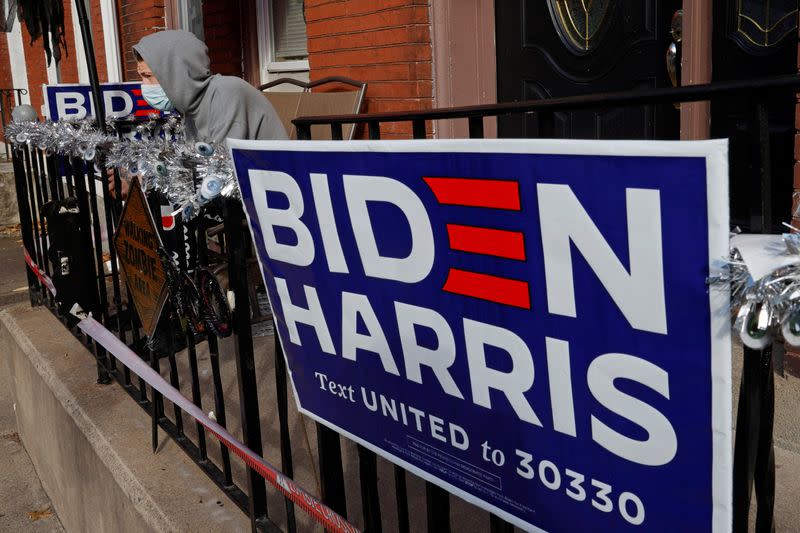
[230,138,732,532]
[43,82,163,122]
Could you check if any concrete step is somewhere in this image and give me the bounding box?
[0,304,249,532]
[0,338,64,532]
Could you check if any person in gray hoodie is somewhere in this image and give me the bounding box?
[134,29,287,144]
[108,30,287,198]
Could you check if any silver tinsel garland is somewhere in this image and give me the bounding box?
[709,231,800,349]
[4,116,237,219]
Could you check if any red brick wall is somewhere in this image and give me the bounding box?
[305,0,433,139]
[0,32,13,131]
[5,0,121,121]
[91,0,110,82]
[61,0,83,83]
[116,0,166,80]
[204,0,244,77]
[20,24,50,118]
[0,35,11,89]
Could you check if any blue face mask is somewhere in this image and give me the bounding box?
[141,84,174,111]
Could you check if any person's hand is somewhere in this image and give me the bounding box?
[107,168,130,200]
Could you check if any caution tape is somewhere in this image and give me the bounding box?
[23,248,57,296]
[22,247,359,533]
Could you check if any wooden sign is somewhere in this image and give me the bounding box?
[113,177,168,339]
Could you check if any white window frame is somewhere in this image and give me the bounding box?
[167,0,204,40]
[257,0,309,82]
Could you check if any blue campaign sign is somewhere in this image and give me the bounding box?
[230,139,731,532]
[43,82,163,121]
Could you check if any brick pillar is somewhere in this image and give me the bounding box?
[305,0,433,139]
[203,0,244,78]
[60,0,81,83]
[0,29,14,132]
[116,0,167,81]
[90,0,110,82]
[19,24,50,117]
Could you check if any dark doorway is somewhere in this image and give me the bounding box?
[711,0,799,231]
[495,0,682,140]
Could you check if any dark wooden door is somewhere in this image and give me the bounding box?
[495,0,681,139]
[711,0,798,231]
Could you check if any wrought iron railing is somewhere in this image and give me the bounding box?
[11,74,800,533]
[1,88,27,158]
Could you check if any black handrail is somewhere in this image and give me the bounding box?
[293,73,800,129]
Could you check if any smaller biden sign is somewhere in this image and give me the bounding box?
[43,82,164,122]
[230,138,731,532]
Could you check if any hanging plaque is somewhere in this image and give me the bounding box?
[113,176,168,338]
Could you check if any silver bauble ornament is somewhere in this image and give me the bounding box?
[739,301,772,350]
[11,104,38,123]
[200,176,221,200]
[782,308,800,346]
[195,141,214,157]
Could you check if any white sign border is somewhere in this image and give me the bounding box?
[229,137,732,533]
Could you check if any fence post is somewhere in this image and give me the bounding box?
[732,97,776,533]
[11,148,40,304]
[274,333,297,531]
[70,157,108,383]
[317,424,348,517]
[223,197,268,530]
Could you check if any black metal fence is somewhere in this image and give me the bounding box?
[12,74,800,533]
[1,88,27,158]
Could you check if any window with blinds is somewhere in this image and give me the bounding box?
[271,0,308,60]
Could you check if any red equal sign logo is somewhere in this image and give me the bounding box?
[423,177,530,309]
[132,88,159,118]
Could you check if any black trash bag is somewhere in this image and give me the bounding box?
[43,197,94,320]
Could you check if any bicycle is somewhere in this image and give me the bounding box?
[157,247,232,338]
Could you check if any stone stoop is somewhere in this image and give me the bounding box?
[0,304,249,533]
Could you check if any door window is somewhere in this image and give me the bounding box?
[734,0,798,51]
[548,0,612,53]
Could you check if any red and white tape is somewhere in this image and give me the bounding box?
[23,248,57,296]
[23,247,359,533]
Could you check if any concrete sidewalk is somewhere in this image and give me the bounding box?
[0,232,64,532]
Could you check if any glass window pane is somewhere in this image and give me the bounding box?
[736,0,798,49]
[548,0,611,54]
[272,0,308,60]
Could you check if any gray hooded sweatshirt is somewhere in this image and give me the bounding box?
[133,30,287,144]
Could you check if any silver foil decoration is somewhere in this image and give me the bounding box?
[4,117,241,220]
[710,232,800,348]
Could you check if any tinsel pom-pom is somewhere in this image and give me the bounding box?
[5,116,240,219]
[709,230,800,348]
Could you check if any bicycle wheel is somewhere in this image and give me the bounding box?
[159,247,205,336]
[179,269,207,336]
[196,267,232,337]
